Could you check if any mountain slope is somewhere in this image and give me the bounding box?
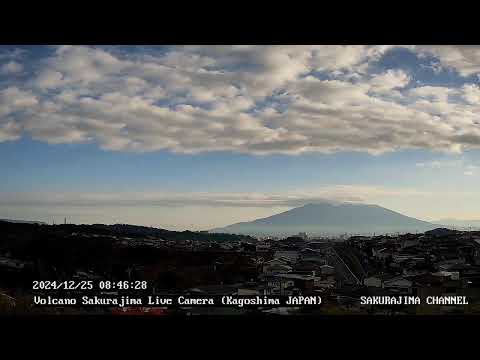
[211,202,438,236]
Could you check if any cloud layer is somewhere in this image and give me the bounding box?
[0,185,441,208]
[1,45,480,155]
[4,184,480,229]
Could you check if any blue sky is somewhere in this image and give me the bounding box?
[1,45,480,229]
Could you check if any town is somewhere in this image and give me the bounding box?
[1,220,480,315]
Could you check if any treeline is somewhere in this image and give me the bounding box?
[0,221,254,264]
[0,221,254,243]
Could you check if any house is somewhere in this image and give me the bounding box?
[263,263,292,274]
[383,277,413,294]
[472,239,480,265]
[262,258,293,274]
[302,257,326,265]
[188,285,238,296]
[306,241,331,252]
[334,285,395,308]
[410,273,463,299]
[301,248,321,256]
[273,250,300,263]
[372,248,391,261]
[274,273,315,294]
[392,254,425,263]
[320,264,335,275]
[432,271,460,280]
[409,273,444,298]
[293,261,324,274]
[73,270,102,280]
[401,239,418,249]
[256,243,271,252]
[348,236,372,244]
[363,275,383,287]
[363,274,411,293]
[313,278,335,289]
[241,242,257,252]
[236,282,260,295]
[259,274,295,295]
[260,273,315,295]
[436,259,466,271]
[263,258,290,267]
[300,248,326,264]
[219,243,234,251]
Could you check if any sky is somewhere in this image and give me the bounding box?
[1,45,480,230]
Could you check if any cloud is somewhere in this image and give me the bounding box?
[420,60,443,74]
[415,158,477,176]
[0,120,21,141]
[409,86,456,102]
[0,87,38,141]
[464,164,477,176]
[0,185,432,209]
[369,69,410,93]
[415,160,460,169]
[0,86,38,118]
[33,70,64,89]
[1,61,23,74]
[415,45,480,77]
[1,45,480,155]
[0,48,27,61]
[462,84,480,104]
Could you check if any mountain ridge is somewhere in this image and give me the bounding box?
[211,202,439,236]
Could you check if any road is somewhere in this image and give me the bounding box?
[334,245,368,280]
[326,247,361,285]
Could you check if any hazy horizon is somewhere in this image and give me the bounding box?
[1,198,479,232]
[1,45,480,230]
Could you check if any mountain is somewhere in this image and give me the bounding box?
[211,201,438,236]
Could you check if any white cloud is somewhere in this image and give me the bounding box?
[1,45,480,155]
[0,48,27,61]
[414,158,478,176]
[464,164,477,176]
[1,61,23,74]
[462,84,480,104]
[0,185,433,208]
[420,60,443,74]
[369,69,410,93]
[415,45,480,76]
[0,120,21,141]
[409,86,456,102]
[33,70,64,89]
[0,87,38,117]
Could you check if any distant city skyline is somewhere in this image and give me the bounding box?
[1,45,480,230]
